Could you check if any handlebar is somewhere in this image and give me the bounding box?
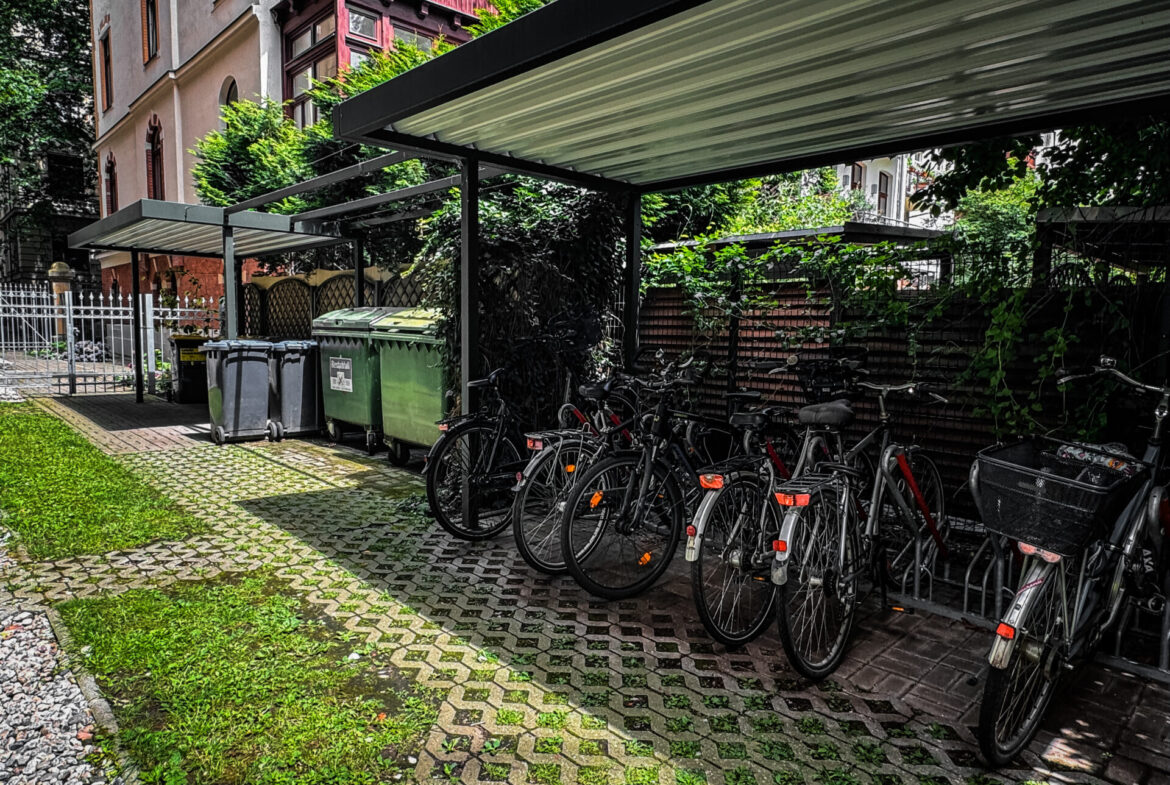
[856,379,949,404]
[1057,355,1168,396]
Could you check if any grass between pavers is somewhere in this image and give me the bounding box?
[58,572,442,785]
[0,402,205,559]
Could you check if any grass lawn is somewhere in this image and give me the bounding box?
[58,573,441,785]
[0,403,205,559]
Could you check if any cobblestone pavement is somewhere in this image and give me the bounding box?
[3,395,1169,785]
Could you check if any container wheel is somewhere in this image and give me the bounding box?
[387,439,411,466]
[326,420,342,443]
[365,430,380,455]
[212,425,226,445]
[275,422,285,441]
[266,421,279,442]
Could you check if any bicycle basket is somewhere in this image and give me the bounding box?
[973,437,1147,557]
[794,361,858,404]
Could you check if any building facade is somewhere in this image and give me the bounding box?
[90,0,490,303]
[835,155,914,226]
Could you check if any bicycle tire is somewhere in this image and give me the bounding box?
[691,472,779,646]
[512,437,598,574]
[561,453,684,600]
[776,485,859,680]
[425,421,521,541]
[879,450,947,591]
[978,564,1065,765]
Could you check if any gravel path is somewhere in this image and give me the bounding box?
[0,608,113,785]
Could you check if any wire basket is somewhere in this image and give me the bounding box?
[973,437,1147,557]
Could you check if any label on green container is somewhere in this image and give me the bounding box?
[329,357,353,392]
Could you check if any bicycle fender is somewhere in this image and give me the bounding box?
[989,562,1054,670]
[686,488,722,562]
[771,508,803,586]
[423,416,489,470]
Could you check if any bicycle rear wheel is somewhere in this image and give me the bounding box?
[512,438,597,574]
[426,422,521,541]
[691,473,779,646]
[776,486,858,680]
[562,454,684,600]
[880,450,947,590]
[978,564,1065,766]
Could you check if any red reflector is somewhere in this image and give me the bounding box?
[772,540,787,552]
[1018,542,1038,556]
[438,423,449,432]
[774,493,810,507]
[516,472,523,482]
[996,622,1016,640]
[686,525,696,537]
[526,437,543,450]
[698,473,724,490]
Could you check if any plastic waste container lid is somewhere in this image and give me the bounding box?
[200,339,274,353]
[371,308,441,345]
[312,307,406,336]
[271,339,318,352]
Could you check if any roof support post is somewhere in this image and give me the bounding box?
[725,256,742,418]
[459,157,481,529]
[353,236,366,308]
[223,225,239,339]
[130,250,144,403]
[622,193,641,370]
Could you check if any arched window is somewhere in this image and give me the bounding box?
[145,116,164,199]
[222,78,239,106]
[104,153,118,215]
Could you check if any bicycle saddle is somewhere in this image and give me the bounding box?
[467,368,504,389]
[578,378,617,400]
[727,391,763,403]
[729,406,786,430]
[797,399,854,427]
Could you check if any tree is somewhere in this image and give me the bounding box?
[0,0,95,216]
[917,116,1170,213]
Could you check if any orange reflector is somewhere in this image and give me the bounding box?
[438,423,449,432]
[890,606,905,613]
[590,490,603,508]
[996,622,1016,640]
[774,493,810,507]
[686,525,696,537]
[565,464,576,473]
[638,552,652,566]
[526,437,543,450]
[772,540,787,552]
[699,473,724,490]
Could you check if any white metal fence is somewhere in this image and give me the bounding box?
[0,284,217,397]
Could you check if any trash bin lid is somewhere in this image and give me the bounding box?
[311,307,407,336]
[371,308,441,344]
[200,339,273,353]
[272,340,318,352]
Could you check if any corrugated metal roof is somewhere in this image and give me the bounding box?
[334,0,1170,191]
[67,200,347,257]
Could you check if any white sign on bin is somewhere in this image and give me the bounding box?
[329,357,353,392]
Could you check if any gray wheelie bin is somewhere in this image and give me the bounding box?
[311,307,404,454]
[268,340,322,440]
[202,340,273,444]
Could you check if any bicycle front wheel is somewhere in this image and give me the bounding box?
[512,438,597,574]
[978,563,1065,766]
[691,473,779,646]
[880,450,947,591]
[776,487,858,680]
[426,422,521,541]
[562,454,684,600]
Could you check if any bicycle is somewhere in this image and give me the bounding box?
[559,355,753,599]
[971,355,1170,765]
[770,375,949,680]
[511,375,641,574]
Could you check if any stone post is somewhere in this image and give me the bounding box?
[47,262,75,342]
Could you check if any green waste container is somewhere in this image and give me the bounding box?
[372,308,448,466]
[311,307,404,454]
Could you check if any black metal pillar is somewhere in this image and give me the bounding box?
[623,193,641,370]
[223,225,239,339]
[726,261,743,417]
[460,158,480,414]
[353,236,366,307]
[130,250,143,403]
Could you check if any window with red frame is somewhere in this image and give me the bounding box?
[145,119,164,199]
[104,154,118,215]
[878,171,890,215]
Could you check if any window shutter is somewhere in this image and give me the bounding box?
[141,0,149,63]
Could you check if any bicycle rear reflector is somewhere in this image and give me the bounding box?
[526,437,543,450]
[699,473,724,489]
[774,493,810,507]
[772,540,787,552]
[590,490,603,508]
[686,525,697,537]
[1017,542,1062,563]
[996,622,1016,640]
[438,423,449,432]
